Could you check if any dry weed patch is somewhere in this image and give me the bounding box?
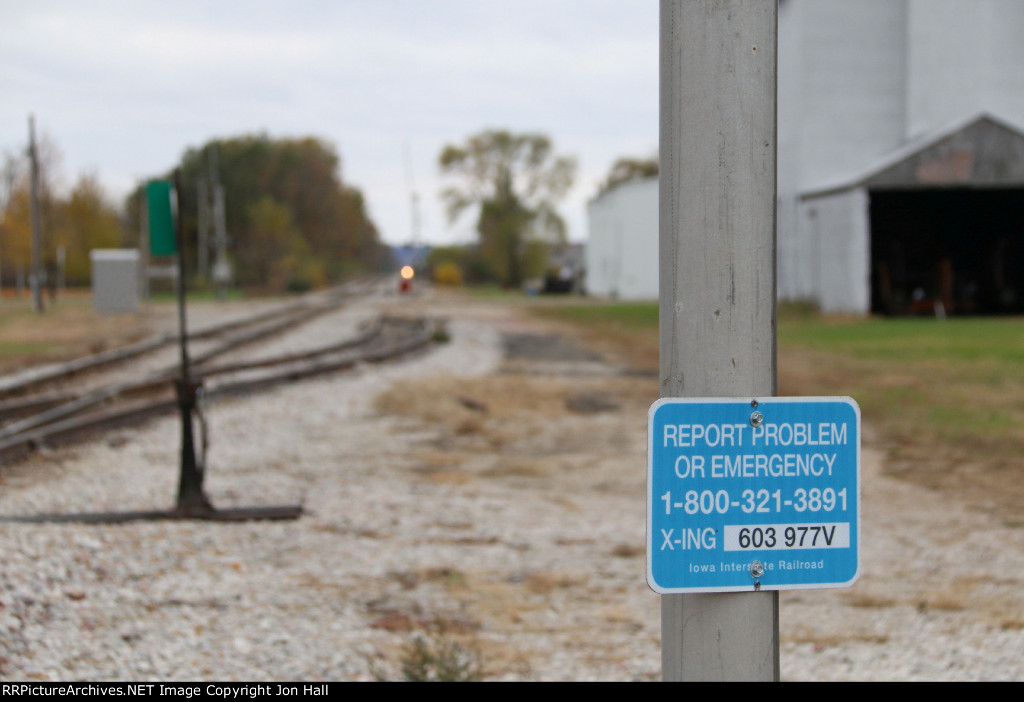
[430,519,474,531]
[610,543,644,559]
[0,296,157,371]
[598,605,643,626]
[913,577,1024,613]
[784,626,890,648]
[369,610,418,632]
[916,589,970,613]
[546,495,581,512]
[463,579,552,627]
[289,572,353,596]
[374,374,646,469]
[841,590,898,609]
[375,375,572,427]
[366,615,484,681]
[408,450,473,483]
[523,571,588,594]
[419,567,469,589]
[481,458,549,479]
[918,575,1024,626]
[413,451,467,469]
[410,467,474,485]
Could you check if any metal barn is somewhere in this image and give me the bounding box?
[797,115,1024,315]
[586,0,1024,314]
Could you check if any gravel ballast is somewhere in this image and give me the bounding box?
[0,293,1021,681]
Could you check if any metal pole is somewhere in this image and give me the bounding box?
[197,176,209,282]
[208,145,230,301]
[28,115,43,313]
[173,171,191,384]
[140,189,149,300]
[172,169,211,515]
[212,184,228,301]
[57,245,65,294]
[659,0,779,681]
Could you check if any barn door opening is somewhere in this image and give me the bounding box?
[870,188,1024,315]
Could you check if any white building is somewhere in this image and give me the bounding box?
[588,0,1024,313]
[585,177,658,299]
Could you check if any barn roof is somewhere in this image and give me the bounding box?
[802,113,1024,199]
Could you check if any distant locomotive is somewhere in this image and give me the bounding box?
[399,265,415,294]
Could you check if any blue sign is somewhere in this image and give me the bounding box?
[648,397,860,593]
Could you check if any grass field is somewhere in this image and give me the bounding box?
[0,289,252,371]
[531,300,1023,426]
[531,299,1024,517]
[146,289,248,303]
[532,301,659,330]
[0,293,156,370]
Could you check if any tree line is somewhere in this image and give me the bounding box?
[128,134,390,292]
[0,131,389,295]
[1,125,654,295]
[0,137,124,290]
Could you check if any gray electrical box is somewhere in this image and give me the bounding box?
[91,249,140,314]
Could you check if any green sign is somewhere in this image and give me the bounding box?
[146,180,176,257]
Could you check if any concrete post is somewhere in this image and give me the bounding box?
[659,0,779,681]
[28,115,43,313]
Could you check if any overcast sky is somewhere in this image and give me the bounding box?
[0,1,658,246]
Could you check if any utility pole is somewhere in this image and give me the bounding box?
[659,1,779,681]
[57,246,65,294]
[403,143,421,248]
[197,176,209,282]
[212,183,229,301]
[207,145,230,300]
[139,189,149,299]
[28,115,43,313]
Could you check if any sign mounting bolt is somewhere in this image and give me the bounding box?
[750,411,763,428]
[750,560,765,579]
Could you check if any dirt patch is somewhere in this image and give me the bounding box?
[565,392,621,413]
[502,333,604,363]
[374,371,652,499]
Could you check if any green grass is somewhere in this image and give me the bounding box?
[463,284,516,300]
[527,298,1024,458]
[774,313,1024,447]
[0,340,61,359]
[536,299,1024,375]
[532,301,659,330]
[147,288,247,303]
[778,314,1024,367]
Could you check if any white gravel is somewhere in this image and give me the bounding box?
[0,291,1021,681]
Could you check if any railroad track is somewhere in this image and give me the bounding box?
[0,279,376,403]
[0,289,439,466]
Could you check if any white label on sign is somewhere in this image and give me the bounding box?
[722,523,851,551]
